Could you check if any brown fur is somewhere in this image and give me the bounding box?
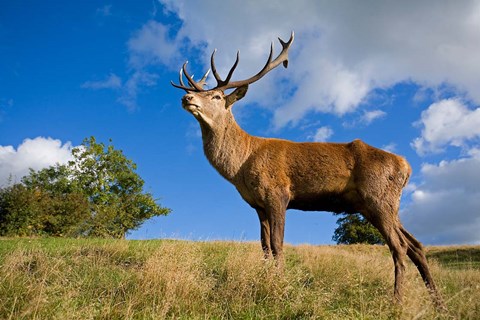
[179,87,444,307]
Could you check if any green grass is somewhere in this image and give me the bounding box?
[0,238,479,319]
[428,246,480,269]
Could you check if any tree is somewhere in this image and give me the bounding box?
[67,137,170,238]
[0,136,170,238]
[332,213,384,245]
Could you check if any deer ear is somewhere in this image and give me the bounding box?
[225,85,249,109]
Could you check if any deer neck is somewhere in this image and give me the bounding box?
[200,112,256,182]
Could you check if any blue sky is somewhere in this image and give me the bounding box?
[1,1,480,245]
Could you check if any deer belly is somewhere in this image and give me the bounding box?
[288,191,359,214]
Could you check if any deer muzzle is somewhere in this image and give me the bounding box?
[182,96,201,116]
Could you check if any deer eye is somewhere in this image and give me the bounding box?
[212,95,222,100]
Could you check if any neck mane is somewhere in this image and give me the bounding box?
[199,112,258,182]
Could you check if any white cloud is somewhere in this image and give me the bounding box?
[343,109,388,128]
[81,71,159,111]
[361,110,387,125]
[117,71,159,110]
[412,99,480,155]
[81,73,122,90]
[467,147,480,159]
[402,157,480,245]
[120,20,177,110]
[271,55,370,129]
[381,143,397,153]
[158,0,480,129]
[81,70,159,111]
[0,137,74,186]
[128,20,179,69]
[83,20,179,110]
[310,126,333,142]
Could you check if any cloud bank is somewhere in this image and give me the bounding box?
[406,98,480,244]
[89,1,480,127]
[82,73,122,90]
[311,126,333,142]
[403,157,480,245]
[159,0,480,129]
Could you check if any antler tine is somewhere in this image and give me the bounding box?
[255,42,275,78]
[279,31,294,68]
[170,66,192,91]
[210,49,240,87]
[179,67,187,87]
[210,49,223,85]
[197,69,211,88]
[182,62,204,91]
[187,72,195,86]
[170,79,193,91]
[223,51,240,86]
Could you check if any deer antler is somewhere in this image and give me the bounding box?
[171,31,294,92]
[171,62,210,92]
[213,31,294,91]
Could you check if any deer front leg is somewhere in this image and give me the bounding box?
[269,213,286,263]
[264,191,289,265]
[256,208,271,259]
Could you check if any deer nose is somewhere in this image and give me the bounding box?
[183,94,194,103]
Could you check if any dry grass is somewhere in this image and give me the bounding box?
[0,238,479,319]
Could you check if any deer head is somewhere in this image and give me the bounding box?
[172,32,294,127]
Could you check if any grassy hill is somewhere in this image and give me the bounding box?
[1,238,479,319]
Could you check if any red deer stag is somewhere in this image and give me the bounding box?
[172,32,443,307]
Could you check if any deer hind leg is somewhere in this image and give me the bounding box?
[256,208,272,259]
[399,226,445,309]
[367,214,409,303]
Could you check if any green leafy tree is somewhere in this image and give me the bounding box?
[68,137,170,238]
[0,136,170,238]
[332,213,384,245]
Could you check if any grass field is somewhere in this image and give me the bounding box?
[0,238,479,319]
